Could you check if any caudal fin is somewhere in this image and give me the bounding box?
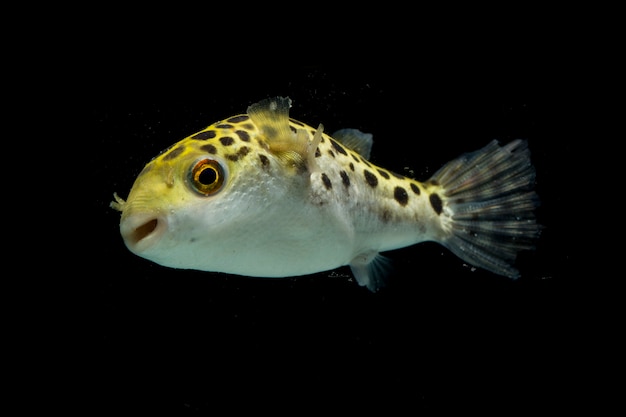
[430,139,541,278]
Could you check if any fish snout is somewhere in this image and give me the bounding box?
[119,212,168,254]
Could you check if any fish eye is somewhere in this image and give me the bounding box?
[189,159,225,196]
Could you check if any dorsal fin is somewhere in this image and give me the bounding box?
[247,97,311,168]
[331,128,373,159]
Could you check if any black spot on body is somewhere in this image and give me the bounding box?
[430,193,443,215]
[256,138,268,150]
[220,136,235,146]
[227,115,249,123]
[340,170,350,187]
[377,169,390,179]
[361,157,372,167]
[349,162,355,171]
[200,144,218,154]
[410,183,421,195]
[351,154,360,163]
[259,154,270,168]
[226,146,250,161]
[315,148,321,158]
[191,130,216,140]
[391,172,405,180]
[163,146,184,161]
[216,123,233,129]
[235,130,250,141]
[328,150,335,158]
[330,139,348,156]
[394,186,409,206]
[159,143,176,155]
[364,170,378,187]
[321,173,332,190]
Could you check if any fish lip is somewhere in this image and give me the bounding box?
[119,212,167,254]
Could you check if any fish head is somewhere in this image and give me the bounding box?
[111,98,321,272]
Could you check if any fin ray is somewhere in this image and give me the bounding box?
[247,97,311,168]
[349,252,393,292]
[432,139,541,278]
[332,128,373,159]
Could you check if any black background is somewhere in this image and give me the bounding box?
[74,60,584,413]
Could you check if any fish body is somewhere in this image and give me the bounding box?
[112,97,540,291]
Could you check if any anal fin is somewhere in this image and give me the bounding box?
[349,252,393,292]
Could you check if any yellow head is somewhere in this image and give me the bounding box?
[111,97,328,275]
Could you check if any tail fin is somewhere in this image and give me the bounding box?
[431,139,541,278]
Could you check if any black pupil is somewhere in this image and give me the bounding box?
[198,166,217,185]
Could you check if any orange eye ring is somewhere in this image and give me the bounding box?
[189,159,225,196]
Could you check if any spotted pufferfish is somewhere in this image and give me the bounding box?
[111,97,540,291]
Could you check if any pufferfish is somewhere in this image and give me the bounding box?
[111,97,540,291]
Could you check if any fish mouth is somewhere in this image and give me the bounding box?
[120,212,167,253]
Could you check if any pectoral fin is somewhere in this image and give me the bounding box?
[247,97,321,172]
